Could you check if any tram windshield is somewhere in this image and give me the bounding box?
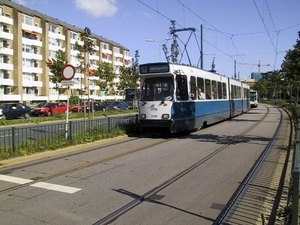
[141,77,174,101]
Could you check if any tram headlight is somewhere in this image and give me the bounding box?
[162,114,169,119]
[141,114,146,119]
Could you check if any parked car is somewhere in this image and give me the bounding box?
[72,101,107,112]
[0,103,31,120]
[30,102,46,115]
[106,101,129,111]
[31,102,72,116]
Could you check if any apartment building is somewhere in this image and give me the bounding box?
[0,0,132,104]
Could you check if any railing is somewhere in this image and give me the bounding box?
[0,114,139,155]
[291,107,300,225]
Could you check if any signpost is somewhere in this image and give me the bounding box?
[61,64,76,139]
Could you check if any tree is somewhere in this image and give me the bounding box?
[75,27,95,122]
[281,34,300,84]
[118,50,140,90]
[75,27,95,99]
[94,61,115,96]
[252,78,268,100]
[46,49,68,100]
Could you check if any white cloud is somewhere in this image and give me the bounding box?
[75,0,118,18]
[14,0,26,5]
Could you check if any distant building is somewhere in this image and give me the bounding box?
[251,72,262,81]
[240,79,256,89]
[251,71,272,81]
[0,0,131,103]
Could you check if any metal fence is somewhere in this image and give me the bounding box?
[0,114,139,155]
[291,107,300,225]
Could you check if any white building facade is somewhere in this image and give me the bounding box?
[0,0,132,103]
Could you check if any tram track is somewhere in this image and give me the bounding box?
[91,105,286,224]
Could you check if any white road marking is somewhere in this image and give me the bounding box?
[30,182,81,194]
[0,174,81,194]
[0,174,33,184]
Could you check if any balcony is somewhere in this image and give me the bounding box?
[22,38,42,47]
[0,15,13,25]
[22,24,42,34]
[22,66,42,74]
[0,78,14,85]
[0,31,13,40]
[0,47,13,55]
[0,94,21,101]
[49,31,65,41]
[22,52,43,61]
[0,62,13,71]
[22,80,43,87]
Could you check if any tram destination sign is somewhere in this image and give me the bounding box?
[140,63,170,74]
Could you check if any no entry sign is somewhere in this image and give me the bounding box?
[61,64,76,80]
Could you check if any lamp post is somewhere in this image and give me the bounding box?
[145,37,173,61]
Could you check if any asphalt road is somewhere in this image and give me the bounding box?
[0,105,290,225]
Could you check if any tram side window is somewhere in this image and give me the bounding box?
[237,86,241,99]
[190,76,196,100]
[217,82,223,99]
[205,79,212,99]
[231,85,235,99]
[196,77,205,100]
[212,80,217,100]
[176,75,188,100]
[222,83,227,99]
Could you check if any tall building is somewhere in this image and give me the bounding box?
[0,0,132,103]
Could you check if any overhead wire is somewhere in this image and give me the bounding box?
[137,0,297,76]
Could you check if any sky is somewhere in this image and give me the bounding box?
[12,0,300,79]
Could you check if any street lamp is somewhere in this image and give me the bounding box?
[145,37,173,61]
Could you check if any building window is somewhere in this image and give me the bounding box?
[22,44,32,53]
[49,37,60,46]
[22,14,34,26]
[70,44,77,51]
[49,50,57,58]
[114,47,120,54]
[70,31,78,40]
[49,24,58,33]
[102,43,108,50]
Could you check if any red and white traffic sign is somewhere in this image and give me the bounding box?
[61,64,76,80]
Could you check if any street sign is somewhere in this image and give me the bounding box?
[60,80,75,86]
[61,64,76,80]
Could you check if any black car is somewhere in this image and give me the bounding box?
[0,103,31,120]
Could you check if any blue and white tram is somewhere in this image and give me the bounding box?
[138,62,250,133]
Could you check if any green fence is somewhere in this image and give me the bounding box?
[0,114,138,156]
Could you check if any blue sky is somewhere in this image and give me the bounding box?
[13,0,300,79]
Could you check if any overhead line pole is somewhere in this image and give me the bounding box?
[200,24,203,69]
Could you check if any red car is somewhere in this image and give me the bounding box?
[31,102,72,116]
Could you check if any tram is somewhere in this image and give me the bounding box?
[250,90,258,108]
[138,62,250,133]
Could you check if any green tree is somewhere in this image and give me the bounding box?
[267,70,284,100]
[252,78,268,100]
[118,50,140,90]
[95,61,115,96]
[281,34,300,84]
[75,27,95,99]
[46,49,68,100]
